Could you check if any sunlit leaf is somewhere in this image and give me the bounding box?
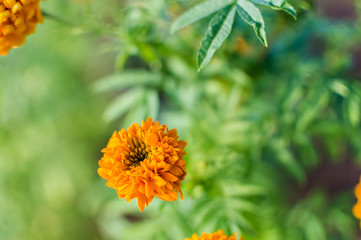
[236,0,267,47]
[250,0,297,19]
[222,182,266,197]
[114,51,129,70]
[226,198,258,213]
[93,70,162,93]
[102,88,144,122]
[147,90,160,119]
[329,79,350,97]
[197,5,237,70]
[269,139,305,182]
[296,84,329,131]
[227,210,255,232]
[171,0,235,33]
[305,215,326,240]
[347,93,361,127]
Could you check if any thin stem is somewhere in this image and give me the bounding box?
[42,11,73,26]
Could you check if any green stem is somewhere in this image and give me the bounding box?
[42,11,73,26]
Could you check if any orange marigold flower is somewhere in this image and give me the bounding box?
[185,230,242,240]
[353,176,361,227]
[0,0,44,56]
[98,117,187,212]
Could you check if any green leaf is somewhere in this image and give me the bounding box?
[236,0,267,47]
[227,210,255,232]
[305,215,326,240]
[171,0,235,33]
[226,198,258,213]
[197,5,236,70]
[296,84,329,131]
[122,103,148,128]
[102,88,144,122]
[114,51,129,70]
[347,93,361,127]
[269,139,305,182]
[250,0,297,19]
[171,204,194,237]
[147,90,160,119]
[222,183,266,197]
[293,134,318,167]
[329,79,350,97]
[93,70,161,93]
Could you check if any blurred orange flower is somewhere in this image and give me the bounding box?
[185,230,242,240]
[0,0,44,56]
[98,117,187,212]
[353,176,361,227]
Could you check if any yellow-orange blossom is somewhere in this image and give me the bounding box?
[0,0,44,56]
[98,118,187,211]
[185,230,242,240]
[353,176,361,227]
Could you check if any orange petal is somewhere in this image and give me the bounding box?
[157,191,178,201]
[353,202,361,219]
[144,180,154,198]
[154,176,167,186]
[169,165,184,176]
[137,194,146,212]
[146,132,159,145]
[161,172,178,182]
[97,168,111,180]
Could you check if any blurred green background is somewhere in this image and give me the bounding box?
[1,0,361,239]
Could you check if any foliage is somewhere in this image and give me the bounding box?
[171,0,297,70]
[1,0,361,240]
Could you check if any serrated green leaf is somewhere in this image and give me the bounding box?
[102,88,144,122]
[250,0,297,19]
[171,0,235,33]
[197,6,236,70]
[236,0,268,47]
[93,70,161,93]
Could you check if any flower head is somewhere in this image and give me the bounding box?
[185,230,242,240]
[353,176,361,227]
[0,0,44,56]
[98,117,187,211]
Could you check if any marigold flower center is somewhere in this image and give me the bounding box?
[123,136,150,168]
